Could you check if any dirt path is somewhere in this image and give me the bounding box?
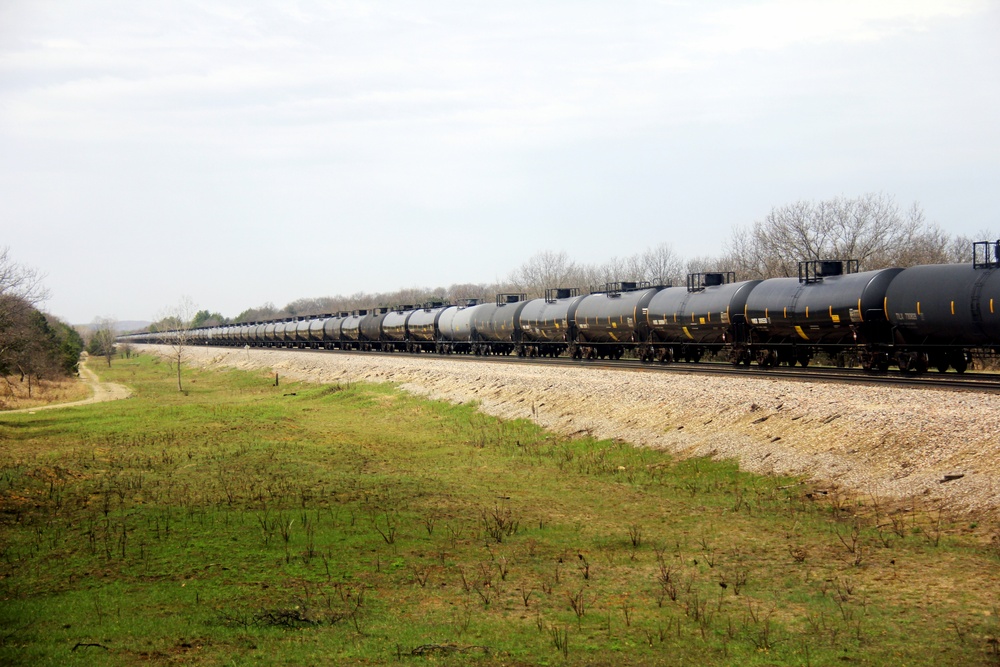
[0,360,132,416]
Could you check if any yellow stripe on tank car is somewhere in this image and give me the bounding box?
[992,299,995,314]
[794,326,809,340]
[682,326,694,340]
[783,307,787,318]
[805,306,809,318]
[829,305,833,318]
[858,299,864,322]
[951,301,955,315]
[917,301,921,316]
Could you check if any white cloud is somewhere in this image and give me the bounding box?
[691,0,985,53]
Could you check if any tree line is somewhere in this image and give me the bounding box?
[0,247,83,398]
[145,193,992,328]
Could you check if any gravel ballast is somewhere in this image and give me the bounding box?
[148,345,1000,514]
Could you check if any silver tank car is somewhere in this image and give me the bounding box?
[340,310,366,349]
[231,324,244,346]
[293,318,311,347]
[644,274,762,363]
[406,302,450,352]
[470,294,529,355]
[252,322,266,346]
[263,321,278,346]
[277,319,296,346]
[518,288,586,357]
[381,306,415,352]
[437,299,483,353]
[323,312,349,349]
[308,316,328,347]
[572,283,659,359]
[744,261,903,367]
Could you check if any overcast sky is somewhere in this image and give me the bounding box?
[2,1,998,324]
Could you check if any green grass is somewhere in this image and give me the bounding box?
[2,354,1000,665]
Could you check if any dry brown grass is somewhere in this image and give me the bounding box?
[0,374,90,411]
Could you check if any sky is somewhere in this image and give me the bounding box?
[1,1,998,324]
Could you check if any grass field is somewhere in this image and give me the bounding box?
[2,354,1000,666]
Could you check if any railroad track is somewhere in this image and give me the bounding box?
[200,344,1000,393]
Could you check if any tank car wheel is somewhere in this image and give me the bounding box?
[897,353,911,373]
[928,353,948,373]
[951,351,969,374]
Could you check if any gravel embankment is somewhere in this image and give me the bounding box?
[147,345,1000,514]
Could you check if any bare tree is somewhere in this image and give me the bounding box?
[160,296,195,392]
[724,193,933,278]
[583,255,632,290]
[635,242,684,286]
[509,250,581,297]
[685,254,731,276]
[0,246,49,306]
[947,229,1000,264]
[89,317,118,367]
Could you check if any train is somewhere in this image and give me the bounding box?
[119,241,1000,374]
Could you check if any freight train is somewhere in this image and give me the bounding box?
[120,241,1000,374]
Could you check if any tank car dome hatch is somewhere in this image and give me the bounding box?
[817,261,844,277]
[799,259,859,284]
[703,273,724,287]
